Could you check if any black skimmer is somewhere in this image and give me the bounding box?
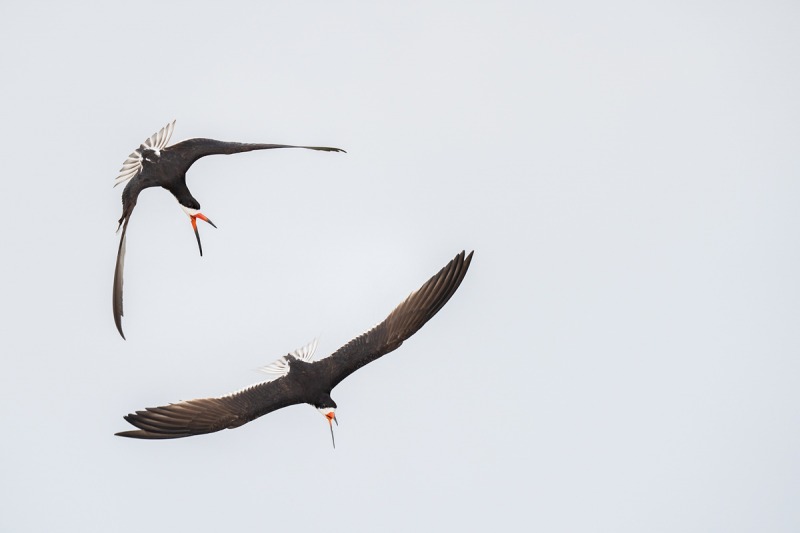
[116,250,473,445]
[112,120,345,339]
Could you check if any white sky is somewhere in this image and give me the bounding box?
[1,1,799,531]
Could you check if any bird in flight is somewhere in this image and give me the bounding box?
[112,120,345,339]
[116,250,473,446]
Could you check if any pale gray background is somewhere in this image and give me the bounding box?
[1,1,799,531]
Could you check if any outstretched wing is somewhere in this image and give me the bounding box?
[112,175,148,340]
[113,120,176,188]
[112,213,132,340]
[116,374,306,440]
[257,338,319,379]
[112,220,127,339]
[319,250,473,389]
[167,138,345,169]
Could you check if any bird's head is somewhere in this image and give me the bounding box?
[316,400,338,448]
[140,146,161,164]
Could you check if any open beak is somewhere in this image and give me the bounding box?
[325,412,338,449]
[189,213,217,256]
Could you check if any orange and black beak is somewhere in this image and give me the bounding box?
[189,213,217,256]
[325,412,338,449]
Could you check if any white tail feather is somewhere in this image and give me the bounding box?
[255,338,320,379]
[257,357,291,376]
[289,338,319,363]
[113,120,176,188]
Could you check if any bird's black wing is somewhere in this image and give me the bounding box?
[112,178,147,340]
[319,251,473,389]
[168,138,345,170]
[116,375,306,440]
[112,215,130,339]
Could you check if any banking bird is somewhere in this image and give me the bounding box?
[116,250,473,446]
[112,120,345,339]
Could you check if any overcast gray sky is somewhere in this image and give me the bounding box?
[1,1,799,531]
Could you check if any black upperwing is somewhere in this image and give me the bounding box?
[112,179,144,340]
[112,215,130,340]
[112,176,150,340]
[116,373,307,440]
[319,250,474,390]
[168,138,346,169]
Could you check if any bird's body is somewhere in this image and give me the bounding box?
[116,250,474,444]
[112,121,345,339]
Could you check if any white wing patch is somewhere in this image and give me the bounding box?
[113,120,176,188]
[256,338,319,380]
[221,339,320,398]
[290,337,319,363]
